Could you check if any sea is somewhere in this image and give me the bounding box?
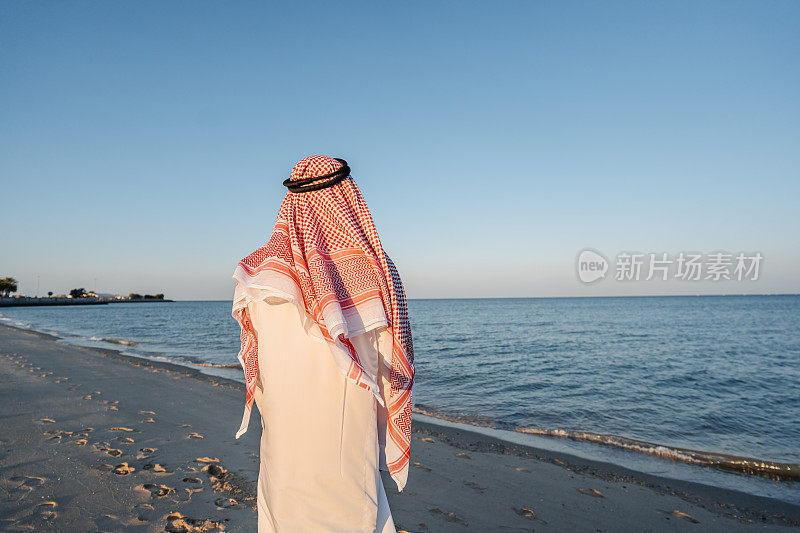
[2,295,799,504]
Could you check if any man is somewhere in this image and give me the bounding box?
[231,155,414,532]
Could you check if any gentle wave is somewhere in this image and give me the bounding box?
[90,336,139,347]
[197,362,242,370]
[0,316,31,328]
[413,406,800,482]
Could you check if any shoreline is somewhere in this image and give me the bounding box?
[411,416,800,527]
[413,408,800,484]
[3,313,799,502]
[1,322,799,531]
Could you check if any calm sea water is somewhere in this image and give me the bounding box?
[2,295,799,502]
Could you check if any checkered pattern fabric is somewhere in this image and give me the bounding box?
[231,155,414,491]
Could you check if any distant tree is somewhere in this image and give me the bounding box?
[1,277,19,297]
[144,294,155,299]
[129,293,143,300]
[47,291,53,298]
[155,293,164,300]
[69,288,86,298]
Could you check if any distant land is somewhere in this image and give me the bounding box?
[0,294,174,308]
[0,277,172,307]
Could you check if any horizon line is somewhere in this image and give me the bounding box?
[168,292,800,302]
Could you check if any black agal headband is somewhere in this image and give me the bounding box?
[283,158,350,193]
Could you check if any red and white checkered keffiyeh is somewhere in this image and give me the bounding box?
[231,155,414,491]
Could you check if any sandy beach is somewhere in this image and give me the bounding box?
[1,322,798,532]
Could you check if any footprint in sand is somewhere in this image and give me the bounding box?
[139,410,157,415]
[578,488,604,498]
[113,463,135,475]
[137,448,157,460]
[44,429,74,442]
[92,441,113,453]
[143,462,170,474]
[134,502,157,523]
[164,512,223,532]
[104,448,123,458]
[187,432,204,439]
[115,436,135,444]
[419,437,435,443]
[6,475,46,500]
[74,438,88,446]
[141,418,156,423]
[109,427,135,432]
[203,463,227,478]
[199,463,233,493]
[215,497,240,509]
[454,452,471,459]
[656,509,699,523]
[36,501,57,520]
[136,483,175,498]
[37,418,55,424]
[179,424,192,428]
[513,507,536,520]
[107,406,119,411]
[54,377,68,383]
[512,506,548,524]
[191,458,218,476]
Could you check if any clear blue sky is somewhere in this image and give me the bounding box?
[2,1,798,300]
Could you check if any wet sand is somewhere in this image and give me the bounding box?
[1,322,798,532]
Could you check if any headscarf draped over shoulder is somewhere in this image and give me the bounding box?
[231,155,414,491]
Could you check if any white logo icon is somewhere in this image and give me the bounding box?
[577,249,608,284]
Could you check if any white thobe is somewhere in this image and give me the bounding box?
[248,299,396,533]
